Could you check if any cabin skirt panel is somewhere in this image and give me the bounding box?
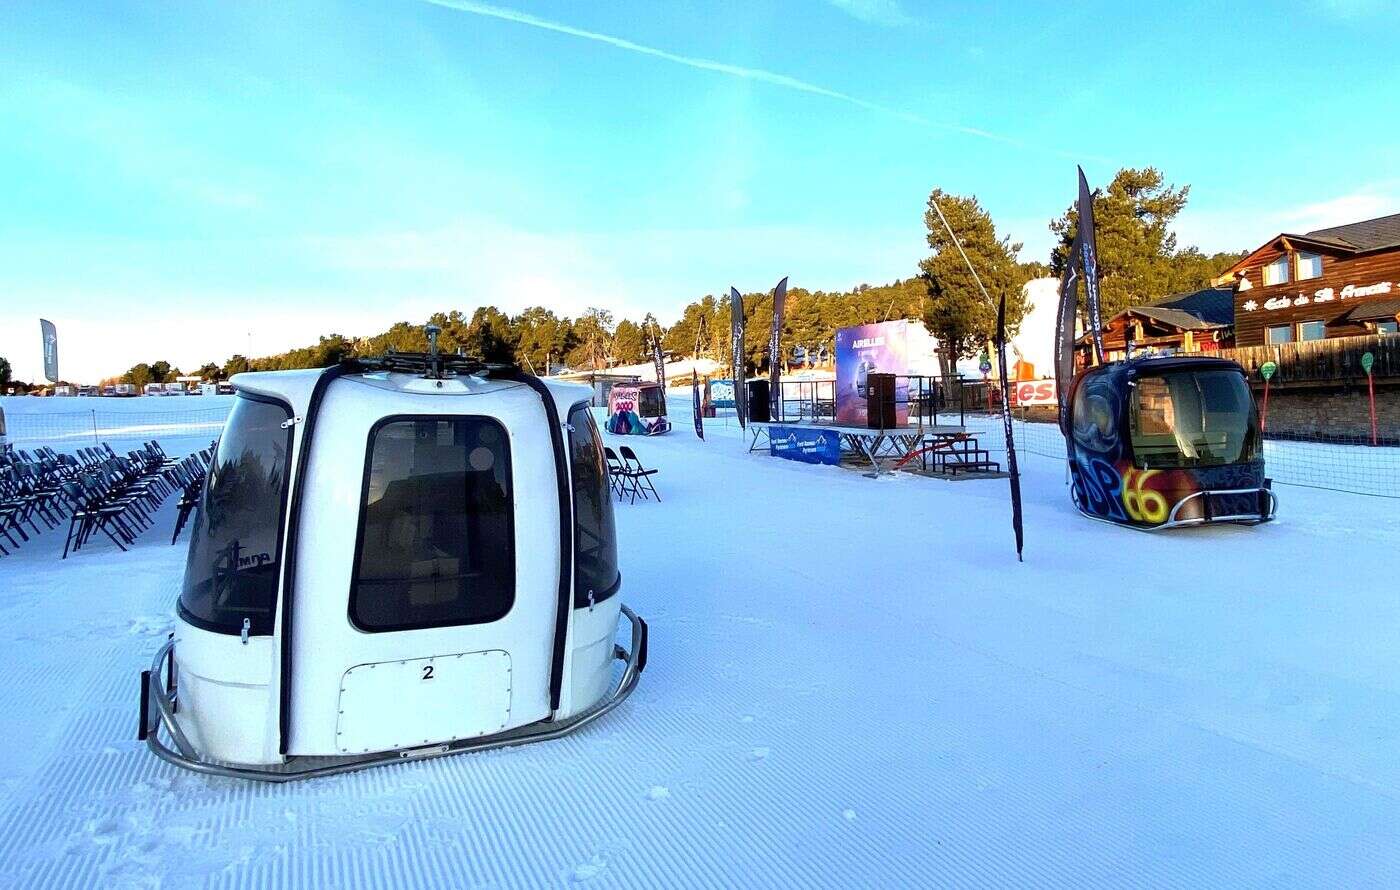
[566,598,624,719]
[172,624,280,765]
[334,650,513,755]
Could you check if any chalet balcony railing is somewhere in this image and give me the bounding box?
[1193,333,1399,385]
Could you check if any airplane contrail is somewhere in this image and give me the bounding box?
[421,0,1096,159]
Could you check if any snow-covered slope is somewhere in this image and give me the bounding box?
[1,414,1399,887]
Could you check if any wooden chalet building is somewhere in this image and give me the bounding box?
[1075,286,1234,365]
[1221,212,1400,345]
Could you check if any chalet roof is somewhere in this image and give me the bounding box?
[1125,306,1218,331]
[1077,286,1233,345]
[1342,298,1400,323]
[1146,286,1235,326]
[1222,211,1400,279]
[1300,213,1400,252]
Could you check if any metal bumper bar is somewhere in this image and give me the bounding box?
[139,605,649,782]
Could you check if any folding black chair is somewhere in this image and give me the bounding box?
[603,447,634,502]
[618,446,660,503]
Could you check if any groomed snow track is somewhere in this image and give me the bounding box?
[2,399,1400,887]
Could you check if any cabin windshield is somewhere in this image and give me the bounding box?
[638,386,664,419]
[179,394,292,635]
[1129,369,1259,469]
[569,403,619,606]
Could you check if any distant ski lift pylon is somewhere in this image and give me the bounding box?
[139,326,648,780]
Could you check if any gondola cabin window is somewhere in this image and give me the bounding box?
[178,394,292,635]
[568,403,619,607]
[638,386,664,419]
[1129,371,1259,469]
[350,417,515,632]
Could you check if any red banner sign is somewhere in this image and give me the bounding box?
[1009,380,1057,407]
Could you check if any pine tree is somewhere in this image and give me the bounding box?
[920,189,1029,369]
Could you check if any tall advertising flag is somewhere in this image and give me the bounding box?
[729,286,747,429]
[39,319,59,383]
[1076,167,1105,364]
[649,323,668,414]
[768,276,788,419]
[996,294,1025,562]
[1054,232,1081,436]
[691,370,705,440]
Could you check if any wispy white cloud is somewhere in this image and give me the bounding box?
[1317,0,1387,19]
[824,0,914,27]
[1173,184,1400,254]
[420,0,1100,160]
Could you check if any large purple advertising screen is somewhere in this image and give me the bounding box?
[834,320,910,426]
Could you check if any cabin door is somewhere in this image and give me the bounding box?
[289,400,561,757]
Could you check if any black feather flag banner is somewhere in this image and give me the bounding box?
[40,318,59,383]
[691,370,704,440]
[996,293,1025,562]
[730,286,747,429]
[768,276,788,419]
[650,323,668,414]
[1053,231,1081,437]
[1076,167,1105,364]
[929,195,1023,562]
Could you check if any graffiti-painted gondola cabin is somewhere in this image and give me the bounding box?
[607,381,670,435]
[1065,355,1277,529]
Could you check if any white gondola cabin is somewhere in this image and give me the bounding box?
[139,341,648,780]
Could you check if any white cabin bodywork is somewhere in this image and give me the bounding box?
[167,367,626,767]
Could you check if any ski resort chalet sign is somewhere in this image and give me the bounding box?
[1241,280,1393,312]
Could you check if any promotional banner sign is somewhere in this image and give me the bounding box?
[768,425,840,465]
[1009,379,1057,407]
[650,329,667,414]
[1053,231,1081,434]
[729,287,747,429]
[995,294,1025,561]
[40,318,59,383]
[834,320,910,427]
[768,276,788,418]
[692,370,704,440]
[1076,168,1105,363]
[709,379,736,408]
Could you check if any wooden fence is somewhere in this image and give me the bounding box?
[1197,334,1399,385]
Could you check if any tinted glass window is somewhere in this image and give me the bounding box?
[179,395,291,635]
[569,404,619,607]
[638,386,665,418]
[351,418,514,632]
[1130,370,1259,469]
[1266,324,1294,345]
[1298,320,1326,341]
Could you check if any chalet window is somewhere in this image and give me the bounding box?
[1298,320,1326,341]
[1263,256,1290,287]
[1296,252,1322,281]
[1266,324,1294,345]
[1378,321,1398,335]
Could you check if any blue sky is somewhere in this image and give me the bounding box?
[3,0,1398,382]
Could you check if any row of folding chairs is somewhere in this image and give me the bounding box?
[604,445,661,504]
[60,443,213,559]
[170,454,211,544]
[0,440,211,558]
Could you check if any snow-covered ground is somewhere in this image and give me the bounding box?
[3,396,1400,887]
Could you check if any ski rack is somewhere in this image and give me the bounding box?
[351,323,517,380]
[354,351,515,380]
